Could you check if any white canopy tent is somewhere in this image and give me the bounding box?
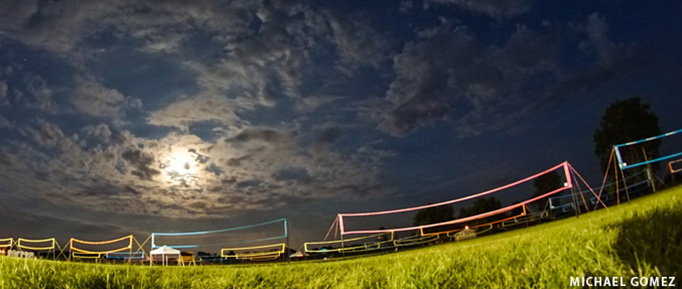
[150,245,181,266]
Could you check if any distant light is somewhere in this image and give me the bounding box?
[465,226,469,230]
[622,162,628,167]
[563,182,568,187]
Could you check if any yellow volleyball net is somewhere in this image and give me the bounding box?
[0,238,12,249]
[221,243,286,261]
[69,234,146,261]
[16,238,62,259]
[0,238,12,255]
[393,234,439,247]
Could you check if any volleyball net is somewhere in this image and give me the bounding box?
[17,238,58,251]
[69,235,141,259]
[105,251,146,260]
[614,128,682,171]
[221,243,287,261]
[338,162,592,237]
[549,169,650,212]
[0,238,12,249]
[152,218,288,260]
[670,159,682,174]
[304,232,394,254]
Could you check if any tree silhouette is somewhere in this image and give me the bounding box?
[413,205,453,226]
[594,97,661,176]
[457,197,502,226]
[531,171,562,211]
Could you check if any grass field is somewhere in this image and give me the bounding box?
[1,186,681,289]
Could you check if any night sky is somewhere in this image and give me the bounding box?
[0,1,680,249]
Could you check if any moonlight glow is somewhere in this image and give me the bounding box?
[160,149,202,186]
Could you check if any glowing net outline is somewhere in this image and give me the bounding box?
[106,251,146,260]
[69,234,133,258]
[393,234,439,247]
[549,170,650,212]
[420,209,528,237]
[669,159,682,174]
[614,128,682,170]
[17,237,57,251]
[446,224,494,237]
[304,232,395,253]
[220,243,286,261]
[338,162,573,235]
[0,238,12,249]
[151,218,288,249]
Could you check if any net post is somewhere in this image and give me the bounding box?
[128,236,133,265]
[285,218,290,263]
[69,239,72,262]
[646,167,656,193]
[614,156,620,205]
[340,235,345,258]
[337,214,345,257]
[565,162,579,218]
[619,165,630,202]
[642,148,657,193]
[570,180,580,218]
[614,145,625,169]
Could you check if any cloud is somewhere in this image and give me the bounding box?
[0,0,39,36]
[23,73,57,113]
[0,1,258,59]
[81,123,112,142]
[19,118,67,148]
[71,76,142,118]
[121,149,160,181]
[0,116,394,218]
[429,0,533,20]
[377,24,479,136]
[376,22,561,137]
[583,12,614,65]
[0,113,11,129]
[0,196,132,241]
[0,81,8,104]
[147,93,241,131]
[294,95,343,112]
[327,12,391,75]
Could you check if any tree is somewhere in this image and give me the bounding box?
[532,171,562,211]
[593,97,662,175]
[413,205,453,226]
[457,197,502,226]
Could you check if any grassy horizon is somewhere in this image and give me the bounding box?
[1,186,681,288]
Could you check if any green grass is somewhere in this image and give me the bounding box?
[2,186,681,288]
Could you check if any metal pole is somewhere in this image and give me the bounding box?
[570,178,580,218]
[642,148,657,193]
[285,218,290,262]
